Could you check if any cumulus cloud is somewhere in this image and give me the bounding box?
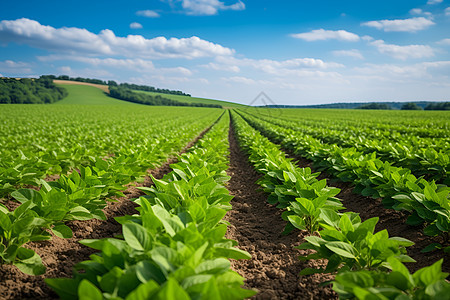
[38,55,193,75]
[427,0,442,4]
[0,18,234,59]
[445,7,450,16]
[437,38,450,45]
[355,61,450,81]
[202,62,240,72]
[181,0,245,16]
[216,56,343,72]
[212,56,344,80]
[370,40,434,60]
[409,8,433,17]
[129,22,143,29]
[332,49,364,59]
[0,60,33,73]
[136,10,160,18]
[361,17,435,32]
[223,76,256,85]
[291,29,360,42]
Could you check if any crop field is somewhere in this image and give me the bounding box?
[0,87,449,299]
[135,90,247,109]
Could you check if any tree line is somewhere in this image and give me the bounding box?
[358,102,450,110]
[45,75,190,97]
[109,86,221,108]
[0,77,68,104]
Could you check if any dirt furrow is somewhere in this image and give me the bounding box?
[224,123,336,299]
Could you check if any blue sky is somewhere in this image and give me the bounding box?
[1,0,449,105]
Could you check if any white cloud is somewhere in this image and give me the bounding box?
[370,40,435,60]
[437,38,450,45]
[215,56,343,74]
[59,66,72,73]
[409,8,433,17]
[291,29,360,42]
[0,18,234,59]
[212,56,344,81]
[427,0,442,4]
[361,17,435,32]
[38,55,193,75]
[362,35,374,41]
[0,60,33,73]
[223,76,256,85]
[181,0,245,16]
[445,7,450,16]
[129,22,143,29]
[136,10,160,18]
[202,62,240,72]
[410,8,423,15]
[355,61,450,81]
[332,49,364,59]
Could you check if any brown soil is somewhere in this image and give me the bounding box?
[225,123,336,299]
[0,121,217,300]
[289,154,449,274]
[53,80,110,93]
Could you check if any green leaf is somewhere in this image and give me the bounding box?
[214,246,252,260]
[413,259,445,287]
[195,258,230,275]
[99,267,123,294]
[299,267,324,275]
[0,211,12,231]
[45,278,78,300]
[319,209,340,228]
[338,214,354,234]
[51,224,73,239]
[156,278,190,300]
[287,215,306,231]
[125,280,159,300]
[123,223,151,251]
[135,260,166,284]
[11,189,39,203]
[14,247,46,275]
[421,243,442,253]
[325,241,356,259]
[78,279,103,300]
[425,280,450,298]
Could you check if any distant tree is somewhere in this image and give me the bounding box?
[357,103,391,110]
[59,75,70,80]
[424,102,450,110]
[107,80,118,86]
[0,76,68,104]
[401,102,422,110]
[109,86,221,108]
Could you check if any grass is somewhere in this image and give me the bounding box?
[135,90,246,108]
[54,80,246,108]
[55,84,135,105]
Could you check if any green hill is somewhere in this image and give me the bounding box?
[135,90,246,108]
[55,84,135,105]
[54,81,245,108]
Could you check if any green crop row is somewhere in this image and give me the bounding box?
[237,110,450,252]
[1,106,223,275]
[45,112,256,300]
[0,105,222,197]
[231,110,450,299]
[246,108,450,139]
[243,110,449,185]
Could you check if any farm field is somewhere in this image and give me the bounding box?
[135,90,247,109]
[54,84,134,105]
[0,88,449,299]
